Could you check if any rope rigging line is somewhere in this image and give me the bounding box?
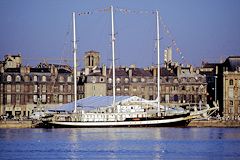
[159,16,188,64]
[77,6,188,65]
[77,7,110,16]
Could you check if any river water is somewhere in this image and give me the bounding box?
[0,128,240,159]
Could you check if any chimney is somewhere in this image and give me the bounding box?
[153,67,157,77]
[128,69,132,78]
[102,64,106,76]
[85,67,89,75]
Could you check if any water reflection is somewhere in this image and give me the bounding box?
[0,128,240,159]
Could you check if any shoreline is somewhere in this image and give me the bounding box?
[0,120,240,128]
[187,120,240,128]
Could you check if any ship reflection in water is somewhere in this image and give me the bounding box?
[0,128,240,159]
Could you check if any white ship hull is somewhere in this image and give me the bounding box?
[45,115,197,128]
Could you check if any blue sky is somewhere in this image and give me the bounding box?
[0,0,239,68]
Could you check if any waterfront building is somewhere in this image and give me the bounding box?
[200,56,240,120]
[0,52,208,119]
[0,54,76,118]
[82,51,207,105]
[222,56,240,120]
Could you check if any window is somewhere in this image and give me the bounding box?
[33,76,38,82]
[42,76,46,82]
[24,76,29,82]
[7,95,11,103]
[59,85,63,92]
[108,78,112,83]
[116,88,121,92]
[16,95,20,104]
[7,85,11,92]
[67,95,72,103]
[100,77,104,82]
[34,85,38,93]
[59,76,64,82]
[7,75,12,82]
[42,85,46,92]
[173,78,178,83]
[124,78,129,83]
[229,79,234,86]
[42,95,46,103]
[59,95,63,103]
[132,78,137,83]
[182,78,186,83]
[141,78,145,82]
[16,84,20,92]
[25,85,29,92]
[116,78,121,83]
[15,75,21,82]
[133,87,137,92]
[124,87,129,91]
[67,76,72,82]
[229,88,234,99]
[33,95,38,103]
[229,100,234,113]
[238,101,240,114]
[68,85,72,92]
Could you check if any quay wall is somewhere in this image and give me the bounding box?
[188,120,240,127]
[0,120,33,128]
[1,120,240,128]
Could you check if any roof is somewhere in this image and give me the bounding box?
[132,68,152,77]
[224,56,240,71]
[30,68,50,73]
[4,68,20,73]
[160,68,176,76]
[48,96,131,112]
[107,68,128,77]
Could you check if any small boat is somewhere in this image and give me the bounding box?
[42,6,201,128]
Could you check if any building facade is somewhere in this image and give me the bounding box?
[0,55,76,118]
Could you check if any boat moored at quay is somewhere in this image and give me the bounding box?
[41,6,218,128]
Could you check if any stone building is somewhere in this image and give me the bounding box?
[222,56,240,120]
[106,65,157,100]
[81,52,207,105]
[159,64,207,105]
[0,55,77,118]
[0,52,209,118]
[200,56,240,119]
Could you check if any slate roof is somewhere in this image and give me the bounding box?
[4,68,20,73]
[132,68,152,77]
[224,56,240,71]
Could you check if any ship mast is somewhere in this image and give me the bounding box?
[156,10,161,117]
[72,12,77,113]
[111,5,116,107]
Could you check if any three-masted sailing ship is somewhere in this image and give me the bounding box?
[42,6,208,127]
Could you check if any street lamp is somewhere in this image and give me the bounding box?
[214,76,217,102]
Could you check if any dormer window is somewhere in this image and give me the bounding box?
[132,78,137,83]
[42,76,46,82]
[33,75,38,82]
[59,76,64,82]
[15,75,21,82]
[67,76,72,82]
[24,76,29,82]
[116,78,121,83]
[124,78,129,83]
[229,79,234,86]
[7,75,12,82]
